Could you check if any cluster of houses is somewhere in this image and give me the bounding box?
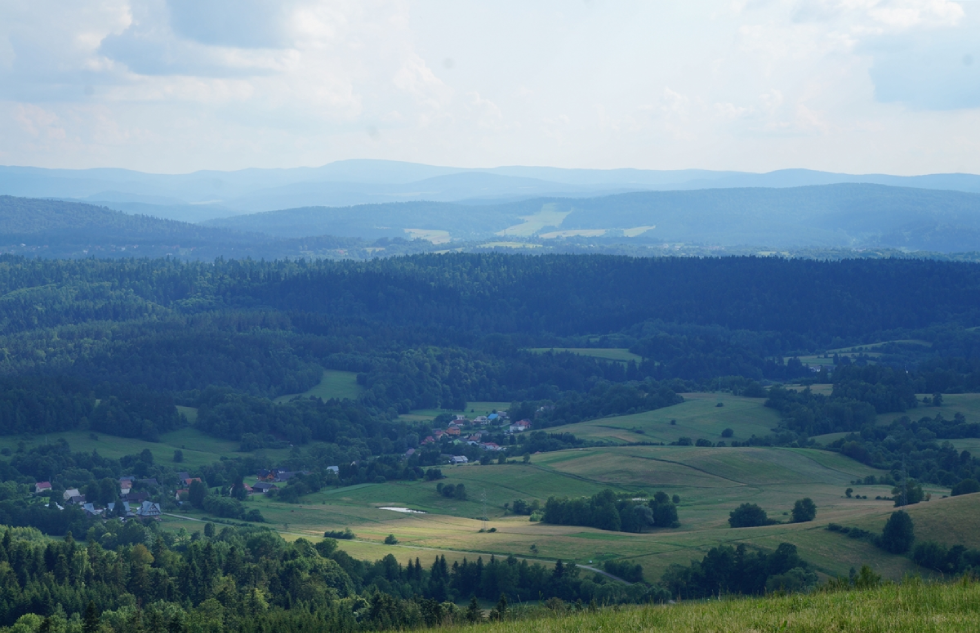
[34,477,162,520]
[418,411,532,455]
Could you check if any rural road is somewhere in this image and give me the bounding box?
[163,513,633,584]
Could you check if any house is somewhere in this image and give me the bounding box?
[106,501,134,518]
[404,448,415,458]
[137,478,159,487]
[123,491,150,504]
[433,430,445,439]
[252,482,278,494]
[63,489,81,501]
[509,420,532,433]
[183,477,202,486]
[326,466,340,475]
[81,503,103,518]
[421,435,435,445]
[487,413,499,422]
[175,489,188,501]
[177,471,191,481]
[480,442,502,451]
[135,501,162,520]
[256,469,276,481]
[34,482,52,494]
[454,414,467,421]
[66,494,86,505]
[450,455,468,465]
[446,427,461,436]
[473,416,488,424]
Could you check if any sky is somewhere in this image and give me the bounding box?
[0,0,978,175]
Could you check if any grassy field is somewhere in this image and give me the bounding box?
[547,392,779,445]
[176,439,966,583]
[35,383,975,588]
[524,348,642,364]
[274,369,363,403]
[0,426,300,471]
[444,580,980,632]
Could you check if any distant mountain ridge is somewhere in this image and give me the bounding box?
[205,183,980,252]
[3,160,980,223]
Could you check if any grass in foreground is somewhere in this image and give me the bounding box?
[448,578,980,632]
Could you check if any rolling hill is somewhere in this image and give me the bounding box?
[207,183,980,252]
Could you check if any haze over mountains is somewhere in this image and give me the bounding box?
[1,160,980,259]
[4,159,980,222]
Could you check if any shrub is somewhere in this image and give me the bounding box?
[324,528,355,540]
[384,534,398,545]
[791,498,817,523]
[729,503,774,528]
[721,428,734,438]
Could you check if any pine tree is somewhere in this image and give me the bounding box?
[83,600,100,633]
[466,595,482,623]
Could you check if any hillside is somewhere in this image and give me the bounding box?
[207,183,980,252]
[5,161,980,221]
[447,581,980,632]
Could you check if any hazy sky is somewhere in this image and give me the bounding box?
[1,0,978,174]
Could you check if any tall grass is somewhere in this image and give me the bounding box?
[446,577,980,632]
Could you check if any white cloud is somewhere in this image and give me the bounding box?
[0,0,977,173]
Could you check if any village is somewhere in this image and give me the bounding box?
[27,409,535,521]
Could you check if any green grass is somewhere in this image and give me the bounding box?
[524,348,642,364]
[444,580,980,632]
[0,426,302,471]
[547,392,779,445]
[877,393,980,427]
[274,369,363,403]
[221,440,967,583]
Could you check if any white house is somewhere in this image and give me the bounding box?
[450,455,469,465]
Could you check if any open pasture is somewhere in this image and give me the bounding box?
[207,442,962,583]
[547,392,778,445]
[274,369,363,403]
[0,426,295,470]
[877,392,980,427]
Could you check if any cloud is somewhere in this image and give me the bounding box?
[863,14,980,109]
[0,0,979,174]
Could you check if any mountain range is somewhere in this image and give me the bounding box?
[4,160,980,223]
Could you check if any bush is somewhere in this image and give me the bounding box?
[695,438,713,447]
[604,559,644,583]
[721,428,734,438]
[791,498,817,523]
[729,503,774,528]
[384,534,398,545]
[324,528,355,539]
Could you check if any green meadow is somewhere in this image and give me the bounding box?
[39,387,977,587]
[546,392,779,445]
[274,369,364,403]
[445,579,980,633]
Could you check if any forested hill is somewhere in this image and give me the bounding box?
[0,196,228,239]
[0,254,978,344]
[206,183,980,252]
[0,196,384,260]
